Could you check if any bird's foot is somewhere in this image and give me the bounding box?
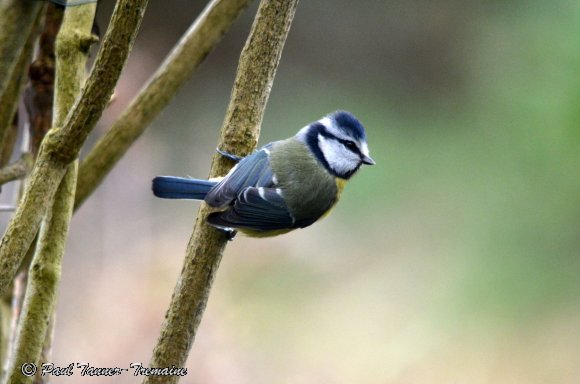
[220,227,237,241]
[216,148,243,163]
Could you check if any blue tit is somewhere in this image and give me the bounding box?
[152,110,375,238]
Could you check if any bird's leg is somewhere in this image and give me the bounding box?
[216,148,243,163]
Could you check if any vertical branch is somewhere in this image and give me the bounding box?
[0,2,96,382]
[0,5,43,164]
[0,300,10,376]
[0,115,19,170]
[34,310,55,384]
[145,1,299,382]
[0,0,43,145]
[0,4,44,374]
[7,4,65,350]
[0,0,149,296]
[74,0,253,210]
[26,3,65,156]
[0,1,42,87]
[2,164,78,384]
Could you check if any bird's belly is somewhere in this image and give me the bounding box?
[239,227,295,238]
[318,177,347,220]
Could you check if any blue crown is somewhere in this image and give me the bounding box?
[329,111,367,141]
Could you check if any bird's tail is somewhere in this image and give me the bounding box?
[152,176,217,200]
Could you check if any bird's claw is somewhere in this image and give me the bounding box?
[216,148,243,163]
[220,228,237,241]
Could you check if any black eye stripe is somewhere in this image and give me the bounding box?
[318,126,361,155]
[338,138,361,155]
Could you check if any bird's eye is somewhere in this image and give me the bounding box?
[345,141,358,152]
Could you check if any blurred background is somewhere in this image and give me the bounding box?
[8,0,580,383]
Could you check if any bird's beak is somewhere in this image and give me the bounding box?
[361,154,376,165]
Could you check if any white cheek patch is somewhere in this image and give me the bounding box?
[318,134,360,175]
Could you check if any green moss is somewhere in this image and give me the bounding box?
[145,1,298,382]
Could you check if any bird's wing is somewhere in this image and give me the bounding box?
[205,146,274,208]
[207,187,296,231]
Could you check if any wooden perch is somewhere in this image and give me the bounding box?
[144,1,299,383]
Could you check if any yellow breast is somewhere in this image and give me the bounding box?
[335,177,347,197]
[318,177,347,220]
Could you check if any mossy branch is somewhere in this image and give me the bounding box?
[0,300,10,375]
[74,0,253,210]
[0,0,149,296]
[0,2,43,158]
[144,1,299,382]
[0,6,65,376]
[0,115,19,172]
[1,4,95,382]
[0,0,42,91]
[0,154,33,186]
[2,165,78,384]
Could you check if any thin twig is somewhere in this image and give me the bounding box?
[144,1,299,382]
[0,154,33,186]
[74,0,253,210]
[0,0,149,296]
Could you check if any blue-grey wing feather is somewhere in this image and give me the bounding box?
[207,187,295,231]
[205,146,275,208]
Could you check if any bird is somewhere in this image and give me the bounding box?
[152,111,375,239]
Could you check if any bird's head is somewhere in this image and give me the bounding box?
[297,111,375,179]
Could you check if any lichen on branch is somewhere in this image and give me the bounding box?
[1,4,96,383]
[0,0,149,297]
[144,1,299,382]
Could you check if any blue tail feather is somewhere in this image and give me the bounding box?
[152,176,217,200]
